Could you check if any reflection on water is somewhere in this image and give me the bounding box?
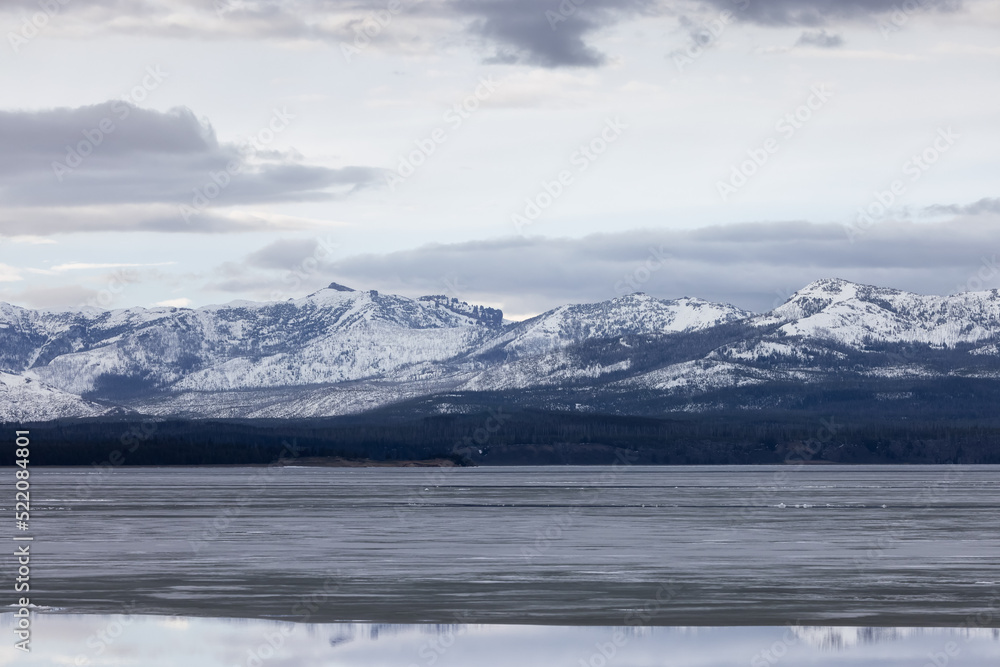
[2,614,999,667]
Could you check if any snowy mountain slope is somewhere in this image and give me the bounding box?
[8,287,504,396]
[459,353,633,392]
[1,279,999,420]
[0,371,114,421]
[613,358,817,394]
[451,294,751,392]
[758,278,1000,348]
[470,294,751,360]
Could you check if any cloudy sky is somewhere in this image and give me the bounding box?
[0,0,998,317]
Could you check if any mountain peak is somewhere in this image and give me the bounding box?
[797,277,858,295]
[327,282,355,292]
[770,278,863,317]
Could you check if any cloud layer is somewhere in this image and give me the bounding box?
[4,0,651,68]
[205,216,1000,315]
[2,0,970,68]
[0,102,382,235]
[699,0,961,26]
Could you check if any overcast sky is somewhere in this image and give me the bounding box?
[1,0,998,317]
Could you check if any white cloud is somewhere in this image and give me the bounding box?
[51,262,176,272]
[0,204,337,237]
[153,298,192,308]
[3,285,99,309]
[0,264,23,282]
[4,236,57,245]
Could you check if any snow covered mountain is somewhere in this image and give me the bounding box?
[758,278,1000,348]
[473,294,750,359]
[1,279,998,420]
[609,278,1000,412]
[0,371,114,421]
[2,286,502,395]
[454,294,752,392]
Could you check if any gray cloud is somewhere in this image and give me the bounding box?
[0,0,975,69]
[0,102,382,210]
[4,285,100,310]
[0,205,329,236]
[245,238,329,271]
[924,197,1000,216]
[795,28,843,47]
[698,0,962,26]
[204,235,340,297]
[211,217,1000,315]
[0,0,658,69]
[455,0,653,67]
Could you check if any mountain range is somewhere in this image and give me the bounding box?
[2,278,999,422]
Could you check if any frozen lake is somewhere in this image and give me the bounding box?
[21,464,1000,626]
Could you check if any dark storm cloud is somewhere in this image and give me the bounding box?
[0,102,383,232]
[211,217,1000,314]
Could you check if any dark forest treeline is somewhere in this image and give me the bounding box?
[5,409,1000,466]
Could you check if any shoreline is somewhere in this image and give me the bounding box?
[14,607,1000,629]
[275,456,465,468]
